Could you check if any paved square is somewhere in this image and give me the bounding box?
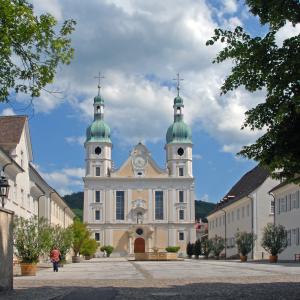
[2,258,300,299]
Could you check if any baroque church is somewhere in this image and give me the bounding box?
[83,79,196,255]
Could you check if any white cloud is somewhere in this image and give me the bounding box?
[20,0,269,154]
[1,108,15,116]
[223,0,238,14]
[193,154,203,160]
[40,167,84,195]
[276,22,300,47]
[65,136,85,146]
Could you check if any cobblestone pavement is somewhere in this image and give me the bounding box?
[1,258,300,299]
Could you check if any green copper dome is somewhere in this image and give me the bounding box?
[166,115,192,144]
[86,119,111,143]
[174,95,183,106]
[94,95,104,104]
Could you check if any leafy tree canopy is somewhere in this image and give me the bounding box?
[207,0,300,183]
[0,0,76,102]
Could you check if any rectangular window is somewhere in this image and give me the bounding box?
[179,167,184,177]
[246,204,250,217]
[95,232,100,241]
[270,200,275,214]
[116,191,125,220]
[237,208,240,220]
[277,198,281,214]
[287,195,291,211]
[296,228,300,246]
[179,210,184,220]
[179,232,184,241]
[231,211,234,222]
[95,191,100,203]
[296,191,300,209]
[95,210,100,220]
[155,191,164,220]
[95,166,100,176]
[179,191,184,203]
[280,198,286,213]
[242,206,245,218]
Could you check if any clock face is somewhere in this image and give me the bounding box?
[133,155,147,169]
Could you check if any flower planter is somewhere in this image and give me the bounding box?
[240,255,247,262]
[20,263,37,276]
[84,255,92,260]
[269,255,278,263]
[72,256,81,263]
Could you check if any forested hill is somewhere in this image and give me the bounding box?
[63,192,84,220]
[63,192,216,221]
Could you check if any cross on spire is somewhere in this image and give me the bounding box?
[94,72,105,96]
[173,73,184,96]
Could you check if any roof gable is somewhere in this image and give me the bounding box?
[0,116,27,144]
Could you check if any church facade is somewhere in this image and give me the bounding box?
[83,85,196,255]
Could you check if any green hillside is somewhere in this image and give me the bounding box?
[63,192,216,222]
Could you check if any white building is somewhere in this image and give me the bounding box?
[83,86,196,255]
[270,182,300,260]
[207,165,279,259]
[0,116,74,227]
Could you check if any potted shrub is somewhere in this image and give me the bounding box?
[14,217,52,276]
[165,246,180,253]
[100,245,114,257]
[193,239,202,259]
[202,239,213,259]
[165,246,180,260]
[261,223,287,263]
[70,219,90,263]
[211,236,225,259]
[186,242,194,258]
[235,231,256,262]
[81,238,98,260]
[51,225,73,266]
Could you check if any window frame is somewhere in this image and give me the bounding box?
[116,191,125,220]
[155,191,164,220]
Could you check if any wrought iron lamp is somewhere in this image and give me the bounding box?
[0,175,10,208]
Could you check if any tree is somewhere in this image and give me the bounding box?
[70,219,90,257]
[261,223,287,256]
[202,239,213,259]
[51,225,73,262]
[235,231,256,257]
[206,0,300,183]
[193,239,202,258]
[100,245,114,257]
[14,216,53,263]
[211,236,225,258]
[0,0,76,102]
[186,242,194,258]
[81,238,98,258]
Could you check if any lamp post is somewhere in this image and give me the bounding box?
[0,175,10,208]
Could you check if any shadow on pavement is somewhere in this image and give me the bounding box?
[1,281,300,300]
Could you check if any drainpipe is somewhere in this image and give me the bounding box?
[2,162,13,173]
[247,195,254,259]
[220,208,227,259]
[269,192,276,225]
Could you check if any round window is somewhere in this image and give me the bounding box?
[136,228,143,235]
[177,147,184,156]
[95,147,102,155]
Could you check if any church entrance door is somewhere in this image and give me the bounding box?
[134,238,145,253]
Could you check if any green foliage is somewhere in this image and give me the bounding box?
[81,238,98,257]
[261,223,287,256]
[186,242,194,258]
[206,0,300,183]
[235,231,256,256]
[202,239,213,258]
[51,225,73,260]
[193,239,202,258]
[165,246,180,253]
[195,200,216,221]
[70,219,90,256]
[211,236,225,258]
[13,216,52,263]
[100,245,114,257]
[63,192,83,221]
[0,0,76,102]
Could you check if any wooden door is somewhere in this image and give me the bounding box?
[134,238,145,253]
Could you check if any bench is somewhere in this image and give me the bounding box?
[295,254,300,262]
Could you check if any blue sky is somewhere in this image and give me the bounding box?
[1,0,298,201]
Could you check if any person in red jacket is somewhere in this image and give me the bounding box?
[50,246,61,272]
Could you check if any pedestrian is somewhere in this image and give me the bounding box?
[50,246,61,272]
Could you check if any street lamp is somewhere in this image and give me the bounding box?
[0,175,10,208]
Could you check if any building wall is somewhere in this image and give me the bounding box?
[0,208,14,291]
[274,183,300,260]
[208,177,279,259]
